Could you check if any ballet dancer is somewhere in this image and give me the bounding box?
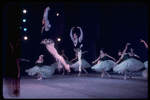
[25,54,55,80]
[113,43,144,80]
[91,48,116,78]
[40,7,70,72]
[70,50,89,76]
[70,26,84,76]
[140,39,148,78]
[128,48,140,75]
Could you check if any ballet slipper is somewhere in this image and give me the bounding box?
[37,77,42,80]
[65,64,71,73]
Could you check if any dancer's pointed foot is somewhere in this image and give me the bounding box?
[65,64,71,73]
[124,76,126,80]
[37,77,42,80]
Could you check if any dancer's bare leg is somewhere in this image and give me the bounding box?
[46,44,70,72]
[37,72,42,80]
[81,67,88,75]
[78,50,82,76]
[105,71,111,77]
[124,70,127,80]
[62,67,65,75]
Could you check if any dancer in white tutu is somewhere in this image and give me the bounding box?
[70,26,84,76]
[113,43,144,80]
[70,50,89,76]
[91,48,116,78]
[25,55,55,80]
[128,48,143,76]
[140,39,148,78]
[40,7,70,73]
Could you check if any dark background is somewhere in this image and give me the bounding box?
[3,2,148,76]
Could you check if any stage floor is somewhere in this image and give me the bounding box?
[3,72,148,99]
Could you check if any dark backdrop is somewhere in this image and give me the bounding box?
[3,2,148,75]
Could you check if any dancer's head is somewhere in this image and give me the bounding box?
[130,48,134,53]
[62,49,64,53]
[39,55,44,59]
[118,50,122,56]
[73,33,78,40]
[42,18,46,25]
[100,48,104,54]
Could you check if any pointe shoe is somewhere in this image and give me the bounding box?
[37,77,42,80]
[124,77,126,80]
[66,64,71,73]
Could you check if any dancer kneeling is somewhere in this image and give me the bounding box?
[91,48,116,78]
[25,55,55,80]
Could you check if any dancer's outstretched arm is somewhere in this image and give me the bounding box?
[92,56,101,64]
[43,7,50,20]
[114,55,123,66]
[140,39,148,49]
[105,53,116,61]
[123,43,131,54]
[70,27,75,42]
[133,53,140,58]
[70,56,77,62]
[62,54,68,60]
[82,51,88,54]
[77,26,83,42]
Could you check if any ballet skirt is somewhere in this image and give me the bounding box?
[113,55,144,74]
[70,59,91,71]
[91,56,116,72]
[25,63,55,78]
[142,69,148,78]
[143,60,148,69]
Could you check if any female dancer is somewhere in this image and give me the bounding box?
[70,26,83,76]
[128,48,141,75]
[70,50,89,76]
[140,39,148,78]
[40,7,70,72]
[91,48,116,78]
[25,55,55,80]
[113,43,144,80]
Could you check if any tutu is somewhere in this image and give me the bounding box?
[91,60,116,72]
[142,69,148,78]
[70,59,91,71]
[113,58,144,74]
[25,65,55,78]
[144,60,148,69]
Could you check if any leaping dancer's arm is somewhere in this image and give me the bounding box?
[77,26,83,42]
